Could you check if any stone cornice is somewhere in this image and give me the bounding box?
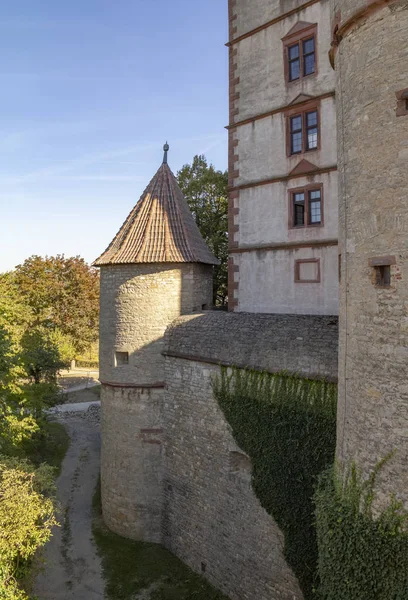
[228,165,338,192]
[226,91,335,131]
[229,239,338,254]
[226,0,321,47]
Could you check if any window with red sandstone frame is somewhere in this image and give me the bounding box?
[282,23,318,84]
[289,185,323,229]
[287,108,320,155]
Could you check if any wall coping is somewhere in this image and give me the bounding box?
[164,311,339,382]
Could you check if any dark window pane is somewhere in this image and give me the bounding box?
[306,111,318,127]
[289,59,300,81]
[304,53,315,76]
[307,128,318,150]
[294,193,305,226]
[303,38,315,55]
[289,44,300,59]
[291,116,302,132]
[291,132,303,154]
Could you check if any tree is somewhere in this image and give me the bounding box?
[0,456,56,599]
[13,255,99,354]
[177,156,228,306]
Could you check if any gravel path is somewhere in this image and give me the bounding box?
[33,406,104,600]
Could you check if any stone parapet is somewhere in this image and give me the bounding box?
[165,311,338,381]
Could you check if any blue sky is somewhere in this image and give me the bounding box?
[0,1,228,272]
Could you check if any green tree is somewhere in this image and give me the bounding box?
[177,156,228,306]
[14,255,99,354]
[0,456,57,599]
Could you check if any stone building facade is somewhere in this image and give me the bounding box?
[331,0,408,508]
[228,0,339,315]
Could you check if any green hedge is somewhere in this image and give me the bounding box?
[213,368,337,599]
[315,460,408,600]
[75,360,99,370]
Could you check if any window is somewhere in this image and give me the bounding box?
[287,37,315,81]
[115,351,129,366]
[303,38,316,76]
[288,108,319,155]
[289,185,323,228]
[396,89,408,117]
[368,256,396,287]
[283,23,317,84]
[288,44,300,81]
[290,115,303,154]
[375,266,391,287]
[295,259,321,283]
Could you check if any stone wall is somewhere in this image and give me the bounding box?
[101,385,164,542]
[165,311,338,380]
[162,356,303,600]
[99,263,213,385]
[228,0,338,316]
[333,0,408,507]
[160,311,338,598]
[99,262,213,542]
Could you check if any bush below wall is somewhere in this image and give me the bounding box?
[213,368,337,600]
[315,460,408,600]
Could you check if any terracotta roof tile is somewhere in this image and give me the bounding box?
[94,160,219,266]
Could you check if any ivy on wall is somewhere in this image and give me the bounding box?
[213,368,337,599]
[315,459,408,600]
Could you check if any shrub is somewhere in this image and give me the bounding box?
[315,459,408,600]
[0,456,57,598]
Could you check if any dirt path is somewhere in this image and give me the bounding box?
[33,409,105,600]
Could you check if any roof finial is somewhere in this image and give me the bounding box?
[163,142,169,164]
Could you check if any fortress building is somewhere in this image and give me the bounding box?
[95,1,408,598]
[228,0,338,315]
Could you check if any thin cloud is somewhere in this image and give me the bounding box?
[4,134,225,184]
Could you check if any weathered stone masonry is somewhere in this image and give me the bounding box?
[332,0,408,509]
[161,312,337,600]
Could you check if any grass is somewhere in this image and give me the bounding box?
[92,480,228,600]
[27,420,70,476]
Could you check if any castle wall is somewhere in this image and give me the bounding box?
[99,263,213,386]
[162,357,303,600]
[99,263,213,541]
[228,0,338,315]
[165,312,338,379]
[160,311,338,599]
[236,244,338,314]
[333,0,408,505]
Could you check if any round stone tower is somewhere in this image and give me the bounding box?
[94,145,219,541]
[331,0,408,504]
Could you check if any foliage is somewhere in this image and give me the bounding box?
[0,456,57,598]
[20,328,67,385]
[315,459,408,600]
[92,480,228,600]
[213,368,337,599]
[177,155,228,306]
[14,255,99,354]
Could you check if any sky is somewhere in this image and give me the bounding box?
[0,0,228,272]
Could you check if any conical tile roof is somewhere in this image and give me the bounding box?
[94,147,219,266]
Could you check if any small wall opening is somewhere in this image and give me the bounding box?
[375,265,391,287]
[115,351,129,366]
[369,256,395,288]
